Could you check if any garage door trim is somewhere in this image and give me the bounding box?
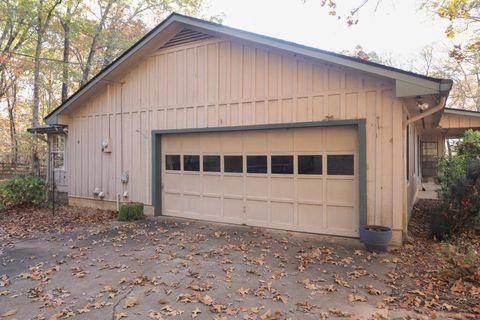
[152,119,367,230]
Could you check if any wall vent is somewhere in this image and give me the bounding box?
[160,28,214,49]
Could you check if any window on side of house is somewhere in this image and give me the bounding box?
[52,134,65,170]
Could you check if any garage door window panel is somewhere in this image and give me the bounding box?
[247,155,267,174]
[327,155,354,175]
[165,155,181,171]
[224,155,243,173]
[271,155,293,174]
[203,155,221,172]
[184,155,200,171]
[298,155,323,175]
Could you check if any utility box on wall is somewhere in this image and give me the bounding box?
[101,138,112,153]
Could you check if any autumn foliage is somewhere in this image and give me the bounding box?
[434,129,480,239]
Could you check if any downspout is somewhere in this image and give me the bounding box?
[403,96,446,127]
[401,95,447,238]
[119,82,125,212]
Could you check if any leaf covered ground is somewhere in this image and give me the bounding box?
[0,206,115,241]
[0,203,478,319]
[388,199,480,318]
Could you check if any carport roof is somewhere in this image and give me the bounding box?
[445,107,480,117]
[44,12,452,125]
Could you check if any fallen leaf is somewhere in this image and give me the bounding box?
[296,301,314,311]
[260,309,272,320]
[348,294,367,302]
[334,276,351,288]
[177,293,196,303]
[1,309,17,317]
[367,287,381,295]
[148,311,164,319]
[0,275,10,287]
[237,287,251,296]
[273,293,288,304]
[192,307,201,318]
[115,312,128,320]
[161,305,183,316]
[124,296,138,309]
[451,279,464,293]
[77,306,91,314]
[198,294,214,305]
[442,303,457,311]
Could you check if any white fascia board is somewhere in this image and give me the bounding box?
[445,108,480,117]
[395,80,439,98]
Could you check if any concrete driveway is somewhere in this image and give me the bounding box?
[0,217,397,319]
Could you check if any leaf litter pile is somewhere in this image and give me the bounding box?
[387,199,480,317]
[0,206,115,240]
[0,202,478,319]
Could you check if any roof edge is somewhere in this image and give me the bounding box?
[45,12,181,124]
[445,107,480,117]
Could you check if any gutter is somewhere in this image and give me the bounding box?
[403,96,447,126]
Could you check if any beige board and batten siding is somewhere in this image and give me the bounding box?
[65,36,405,241]
[439,113,480,129]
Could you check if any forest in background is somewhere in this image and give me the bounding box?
[0,0,478,170]
[0,0,221,168]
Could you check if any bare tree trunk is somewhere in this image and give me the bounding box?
[61,5,71,102]
[81,0,113,85]
[7,83,18,165]
[31,0,62,176]
[32,31,42,129]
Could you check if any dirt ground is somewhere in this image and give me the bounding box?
[0,204,478,319]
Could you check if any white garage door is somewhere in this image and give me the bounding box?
[161,126,359,237]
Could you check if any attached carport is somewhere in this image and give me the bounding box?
[420,108,480,177]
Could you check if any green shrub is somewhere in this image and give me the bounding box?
[118,202,144,221]
[433,129,480,239]
[0,174,46,211]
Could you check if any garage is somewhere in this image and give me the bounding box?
[161,126,359,237]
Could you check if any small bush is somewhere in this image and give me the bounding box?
[118,202,144,221]
[434,129,480,239]
[431,212,452,241]
[0,174,46,211]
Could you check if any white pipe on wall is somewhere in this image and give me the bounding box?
[116,193,121,212]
